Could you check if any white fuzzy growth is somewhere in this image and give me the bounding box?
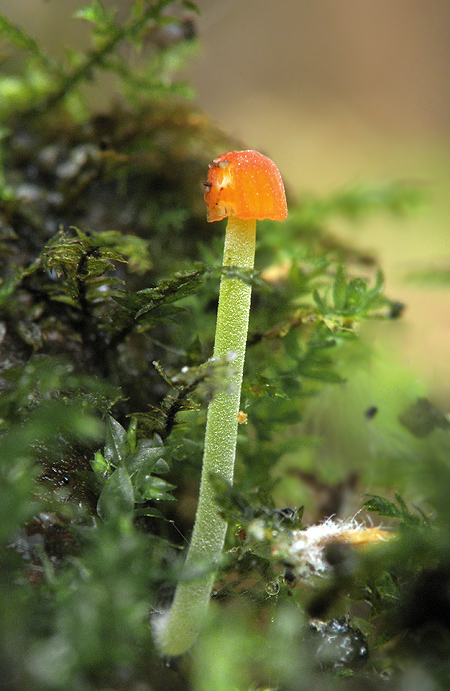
[276,517,365,577]
[151,610,170,650]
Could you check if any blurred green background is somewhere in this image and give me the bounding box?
[2,0,449,404]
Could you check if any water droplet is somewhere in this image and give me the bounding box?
[265,580,280,596]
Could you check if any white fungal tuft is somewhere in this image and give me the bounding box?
[272,517,391,578]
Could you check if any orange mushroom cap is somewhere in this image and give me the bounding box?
[204,150,287,223]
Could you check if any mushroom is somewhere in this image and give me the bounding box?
[154,150,287,656]
[204,149,287,223]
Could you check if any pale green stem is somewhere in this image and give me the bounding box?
[156,217,256,656]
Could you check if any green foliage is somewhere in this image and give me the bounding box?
[0,2,448,690]
[0,0,197,119]
[314,266,389,320]
[364,492,431,529]
[113,267,206,320]
[0,14,61,74]
[41,228,125,304]
[94,416,176,524]
[210,473,303,530]
[295,181,425,227]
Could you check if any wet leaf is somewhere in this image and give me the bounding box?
[97,465,134,522]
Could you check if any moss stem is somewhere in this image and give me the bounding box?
[156,217,256,656]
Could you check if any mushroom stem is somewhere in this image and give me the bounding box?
[155,217,256,656]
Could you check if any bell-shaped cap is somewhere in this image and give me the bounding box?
[204,150,287,223]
